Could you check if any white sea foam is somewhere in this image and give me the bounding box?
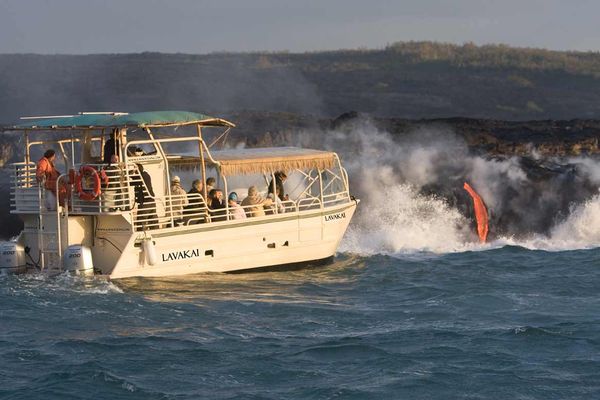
[343,187,600,255]
[305,123,476,254]
[508,193,600,251]
[304,121,600,255]
[339,180,476,255]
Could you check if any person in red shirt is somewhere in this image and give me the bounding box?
[36,149,66,210]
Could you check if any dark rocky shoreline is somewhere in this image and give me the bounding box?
[2,112,599,165]
[222,111,600,158]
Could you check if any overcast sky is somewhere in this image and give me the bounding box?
[1,0,599,54]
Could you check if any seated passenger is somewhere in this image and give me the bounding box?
[228,192,246,220]
[241,186,273,218]
[127,146,144,157]
[187,179,203,200]
[206,177,216,194]
[184,179,206,224]
[127,145,157,157]
[208,189,226,222]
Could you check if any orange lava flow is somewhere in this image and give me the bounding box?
[463,182,489,243]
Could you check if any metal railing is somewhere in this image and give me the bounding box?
[10,162,353,233]
[10,162,40,212]
[133,193,211,231]
[70,164,137,214]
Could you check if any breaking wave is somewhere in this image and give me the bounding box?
[338,179,475,255]
[296,120,600,255]
[512,194,600,251]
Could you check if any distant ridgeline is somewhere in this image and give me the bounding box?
[3,42,600,121]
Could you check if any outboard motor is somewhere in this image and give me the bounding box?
[63,245,94,276]
[0,241,26,275]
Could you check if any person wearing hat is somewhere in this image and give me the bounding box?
[228,192,246,220]
[127,146,145,157]
[170,175,188,225]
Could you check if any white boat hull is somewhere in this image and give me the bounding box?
[6,112,359,280]
[92,201,357,278]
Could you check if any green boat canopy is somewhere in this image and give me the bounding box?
[6,111,235,131]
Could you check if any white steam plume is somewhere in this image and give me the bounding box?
[294,119,600,254]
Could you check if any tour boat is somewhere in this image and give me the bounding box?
[0,111,359,278]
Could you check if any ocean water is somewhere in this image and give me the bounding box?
[2,125,600,399]
[1,246,600,399]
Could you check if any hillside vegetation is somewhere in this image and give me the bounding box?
[3,42,600,122]
[386,42,600,76]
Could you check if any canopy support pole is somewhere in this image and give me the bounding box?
[24,131,30,164]
[70,132,75,169]
[119,128,127,163]
[197,124,207,200]
[100,129,105,161]
[24,131,31,188]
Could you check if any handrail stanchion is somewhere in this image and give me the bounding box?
[55,175,67,264]
[318,169,324,211]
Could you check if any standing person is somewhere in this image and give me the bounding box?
[133,164,157,230]
[268,171,287,201]
[103,129,120,164]
[170,175,188,225]
[228,192,246,220]
[36,149,63,210]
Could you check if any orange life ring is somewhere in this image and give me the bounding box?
[75,165,102,201]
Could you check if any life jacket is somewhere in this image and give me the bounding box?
[36,157,60,192]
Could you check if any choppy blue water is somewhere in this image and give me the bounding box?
[1,246,600,399]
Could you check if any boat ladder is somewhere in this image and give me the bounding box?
[37,187,64,273]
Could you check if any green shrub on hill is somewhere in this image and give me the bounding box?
[386,41,600,77]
